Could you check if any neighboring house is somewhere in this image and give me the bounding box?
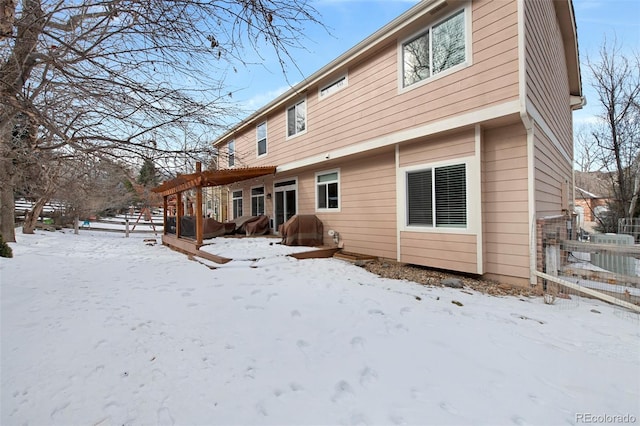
[574,170,614,224]
[212,0,583,286]
[574,187,609,224]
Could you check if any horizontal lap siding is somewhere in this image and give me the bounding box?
[534,124,571,216]
[230,0,519,169]
[309,150,398,259]
[399,129,475,167]
[398,129,478,273]
[482,123,530,281]
[400,233,477,274]
[525,0,573,158]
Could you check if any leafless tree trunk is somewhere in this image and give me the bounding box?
[585,39,640,221]
[1,0,324,242]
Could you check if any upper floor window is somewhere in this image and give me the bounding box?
[319,74,348,99]
[287,99,306,138]
[228,140,235,167]
[407,163,467,228]
[257,122,267,156]
[232,190,243,218]
[251,186,265,216]
[316,169,340,211]
[402,9,466,88]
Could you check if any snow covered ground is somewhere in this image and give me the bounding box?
[1,230,639,425]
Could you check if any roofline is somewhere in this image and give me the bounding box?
[554,0,584,106]
[214,0,449,147]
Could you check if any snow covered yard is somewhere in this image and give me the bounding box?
[1,230,638,425]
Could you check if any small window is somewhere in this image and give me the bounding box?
[232,190,243,218]
[287,99,306,138]
[316,170,340,211]
[251,187,265,216]
[228,140,235,167]
[257,122,267,156]
[319,74,348,99]
[402,9,466,87]
[407,164,466,228]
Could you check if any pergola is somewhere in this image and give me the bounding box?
[151,163,277,255]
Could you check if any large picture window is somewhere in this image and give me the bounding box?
[257,122,267,156]
[402,9,466,87]
[287,99,306,137]
[251,187,265,216]
[232,190,243,218]
[407,164,466,227]
[316,170,339,210]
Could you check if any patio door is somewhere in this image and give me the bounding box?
[274,179,297,233]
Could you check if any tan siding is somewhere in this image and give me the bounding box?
[397,129,478,274]
[228,0,519,169]
[524,0,573,157]
[482,123,530,282]
[400,232,477,274]
[399,129,475,167]
[281,150,398,259]
[534,124,572,216]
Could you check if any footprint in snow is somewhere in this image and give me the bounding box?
[438,401,458,415]
[291,310,301,317]
[389,414,407,425]
[349,412,370,425]
[331,380,355,403]
[350,336,365,349]
[289,382,304,392]
[157,407,174,426]
[359,367,378,387]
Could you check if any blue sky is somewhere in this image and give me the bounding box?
[224,0,640,128]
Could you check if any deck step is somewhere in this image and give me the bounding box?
[333,251,377,263]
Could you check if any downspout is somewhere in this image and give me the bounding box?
[517,0,537,286]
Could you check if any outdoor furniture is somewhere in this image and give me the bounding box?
[230,215,261,234]
[280,215,324,246]
[245,215,270,236]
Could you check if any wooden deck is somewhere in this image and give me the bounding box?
[161,233,339,264]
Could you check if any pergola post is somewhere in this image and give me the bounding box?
[195,162,203,245]
[163,196,168,235]
[176,191,183,237]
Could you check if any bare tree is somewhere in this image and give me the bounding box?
[574,124,599,173]
[584,39,640,223]
[0,0,323,242]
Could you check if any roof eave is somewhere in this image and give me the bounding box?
[213,0,449,147]
[554,0,583,101]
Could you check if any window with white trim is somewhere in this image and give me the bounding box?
[228,140,235,167]
[257,122,267,156]
[319,74,348,99]
[316,170,339,210]
[232,190,243,218]
[402,9,466,87]
[407,163,466,228]
[287,99,306,137]
[251,186,265,216]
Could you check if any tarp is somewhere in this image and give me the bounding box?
[280,215,324,246]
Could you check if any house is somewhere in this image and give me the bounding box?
[573,170,614,226]
[209,0,583,286]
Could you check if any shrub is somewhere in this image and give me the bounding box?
[0,234,13,258]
